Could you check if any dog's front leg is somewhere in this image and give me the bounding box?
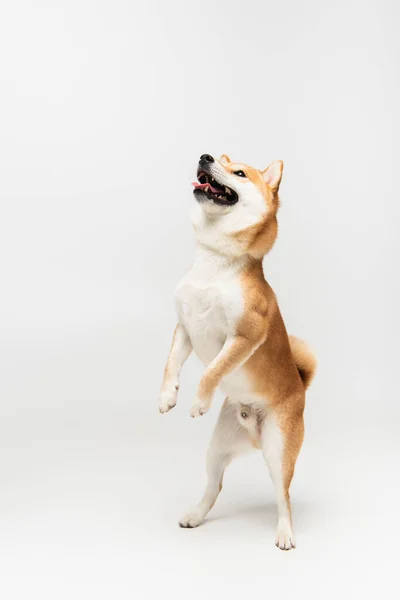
[159,324,192,413]
[190,333,263,418]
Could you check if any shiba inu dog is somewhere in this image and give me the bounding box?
[159,153,316,550]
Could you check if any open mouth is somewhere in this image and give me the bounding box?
[192,171,238,205]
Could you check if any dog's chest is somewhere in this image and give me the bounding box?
[175,261,243,366]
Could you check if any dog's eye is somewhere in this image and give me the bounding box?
[234,170,246,178]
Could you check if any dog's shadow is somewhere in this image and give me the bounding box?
[204,501,318,533]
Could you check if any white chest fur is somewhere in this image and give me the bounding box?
[175,246,245,369]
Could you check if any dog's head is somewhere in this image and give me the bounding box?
[191,154,283,258]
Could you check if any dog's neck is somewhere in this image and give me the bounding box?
[193,241,257,277]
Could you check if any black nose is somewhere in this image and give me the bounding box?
[199,154,214,164]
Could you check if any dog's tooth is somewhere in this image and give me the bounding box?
[225,186,231,194]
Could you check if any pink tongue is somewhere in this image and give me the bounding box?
[192,181,208,189]
[192,181,221,193]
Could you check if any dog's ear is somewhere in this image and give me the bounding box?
[220,154,231,165]
[262,160,283,193]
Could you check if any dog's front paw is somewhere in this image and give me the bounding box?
[190,397,210,418]
[158,383,179,414]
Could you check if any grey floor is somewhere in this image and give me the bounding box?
[1,321,399,599]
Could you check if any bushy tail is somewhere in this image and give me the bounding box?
[289,335,317,390]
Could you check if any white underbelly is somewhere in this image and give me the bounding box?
[220,367,253,399]
[184,313,225,366]
[176,277,254,399]
[192,338,223,367]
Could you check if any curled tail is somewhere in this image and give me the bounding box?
[289,335,317,390]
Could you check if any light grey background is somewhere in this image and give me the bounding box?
[0,0,399,598]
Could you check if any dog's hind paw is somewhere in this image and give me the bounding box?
[179,511,204,528]
[275,520,296,551]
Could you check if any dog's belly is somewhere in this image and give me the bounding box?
[220,368,254,399]
[176,283,227,365]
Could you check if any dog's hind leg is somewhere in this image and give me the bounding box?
[179,399,254,528]
[261,406,304,550]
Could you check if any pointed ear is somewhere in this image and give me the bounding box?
[262,160,283,193]
[220,154,231,165]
